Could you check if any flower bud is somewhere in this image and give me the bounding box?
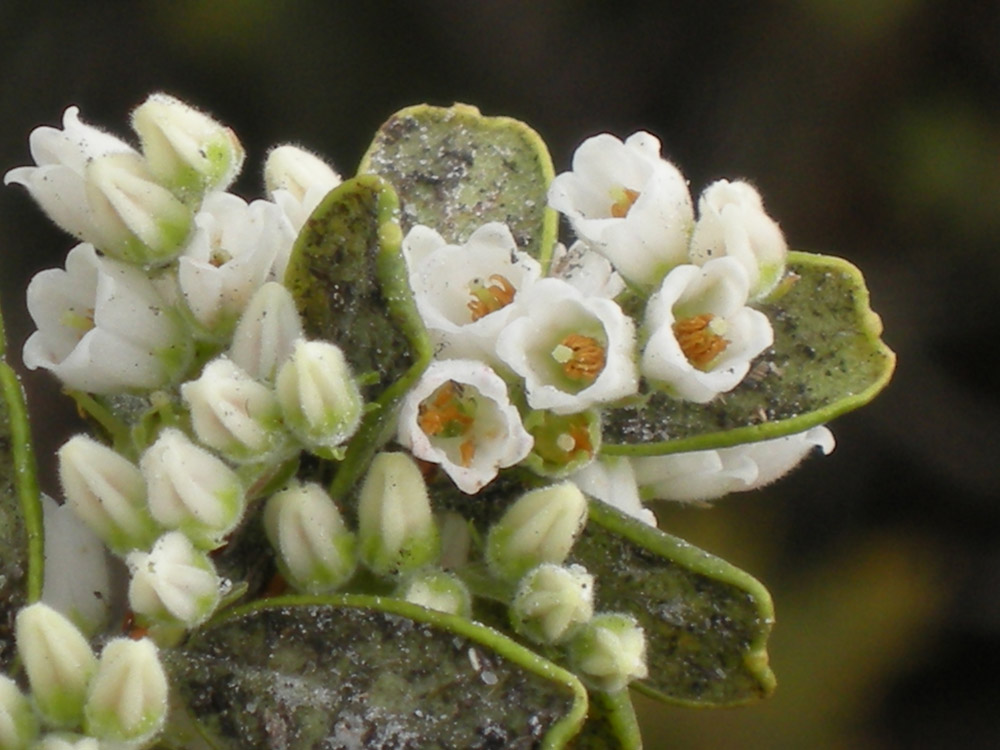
[486,482,589,583]
[510,563,594,645]
[264,145,342,229]
[140,428,245,549]
[263,482,356,593]
[357,452,440,577]
[228,282,304,383]
[83,637,168,745]
[568,612,648,693]
[397,569,471,617]
[126,531,222,627]
[84,152,191,265]
[181,357,290,464]
[132,93,244,196]
[58,435,160,554]
[0,674,39,749]
[15,603,97,728]
[276,339,364,457]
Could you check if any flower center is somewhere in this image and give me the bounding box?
[609,186,641,218]
[60,307,95,333]
[672,314,728,371]
[467,274,516,321]
[417,381,478,466]
[551,334,606,383]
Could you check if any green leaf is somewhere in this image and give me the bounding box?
[0,300,44,669]
[164,595,588,749]
[602,252,896,455]
[569,500,776,706]
[284,175,432,498]
[359,103,558,265]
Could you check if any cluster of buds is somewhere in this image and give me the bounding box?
[0,603,168,749]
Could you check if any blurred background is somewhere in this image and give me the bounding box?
[1,1,997,747]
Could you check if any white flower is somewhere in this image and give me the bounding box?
[496,278,638,414]
[126,531,222,627]
[641,257,773,403]
[131,92,244,196]
[178,191,295,333]
[265,144,342,231]
[548,131,694,285]
[571,457,657,526]
[22,243,192,394]
[15,603,97,728]
[84,637,168,746]
[633,426,836,503]
[228,281,304,382]
[511,563,594,645]
[357,452,439,577]
[275,339,364,457]
[263,481,356,593]
[398,359,533,494]
[403,223,542,359]
[568,612,648,693]
[485,482,589,583]
[41,494,114,636]
[548,240,626,299]
[58,435,160,555]
[140,428,245,550]
[181,357,289,463]
[689,179,788,299]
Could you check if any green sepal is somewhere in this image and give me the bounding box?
[358,102,558,266]
[602,251,896,455]
[570,499,776,706]
[163,594,588,749]
[284,175,432,499]
[0,299,44,669]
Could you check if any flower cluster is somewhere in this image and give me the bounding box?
[2,96,846,746]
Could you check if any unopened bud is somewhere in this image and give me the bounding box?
[58,435,160,554]
[84,152,191,265]
[132,93,244,197]
[84,637,167,745]
[358,452,439,576]
[263,482,356,593]
[228,282,304,383]
[568,612,648,693]
[181,357,289,464]
[276,339,364,458]
[511,563,594,645]
[264,145,341,205]
[0,674,39,749]
[126,531,222,627]
[398,569,471,617]
[140,428,245,549]
[15,603,96,728]
[486,482,588,582]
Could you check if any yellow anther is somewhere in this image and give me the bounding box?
[468,274,517,321]
[672,314,728,371]
[552,333,606,383]
[609,187,641,218]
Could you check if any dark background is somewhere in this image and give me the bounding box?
[2,2,998,747]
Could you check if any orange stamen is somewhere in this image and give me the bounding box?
[468,274,517,321]
[610,187,641,218]
[554,333,606,382]
[459,438,476,467]
[418,382,474,436]
[673,314,728,370]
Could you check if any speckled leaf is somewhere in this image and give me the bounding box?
[0,301,43,668]
[603,252,896,455]
[569,500,776,706]
[284,175,431,497]
[165,595,588,749]
[359,103,557,265]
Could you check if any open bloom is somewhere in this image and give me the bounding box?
[178,191,295,334]
[548,131,693,286]
[398,359,533,493]
[23,243,192,393]
[633,425,836,503]
[689,179,788,300]
[403,223,542,359]
[642,257,773,403]
[496,278,638,414]
[548,240,626,300]
[265,144,342,232]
